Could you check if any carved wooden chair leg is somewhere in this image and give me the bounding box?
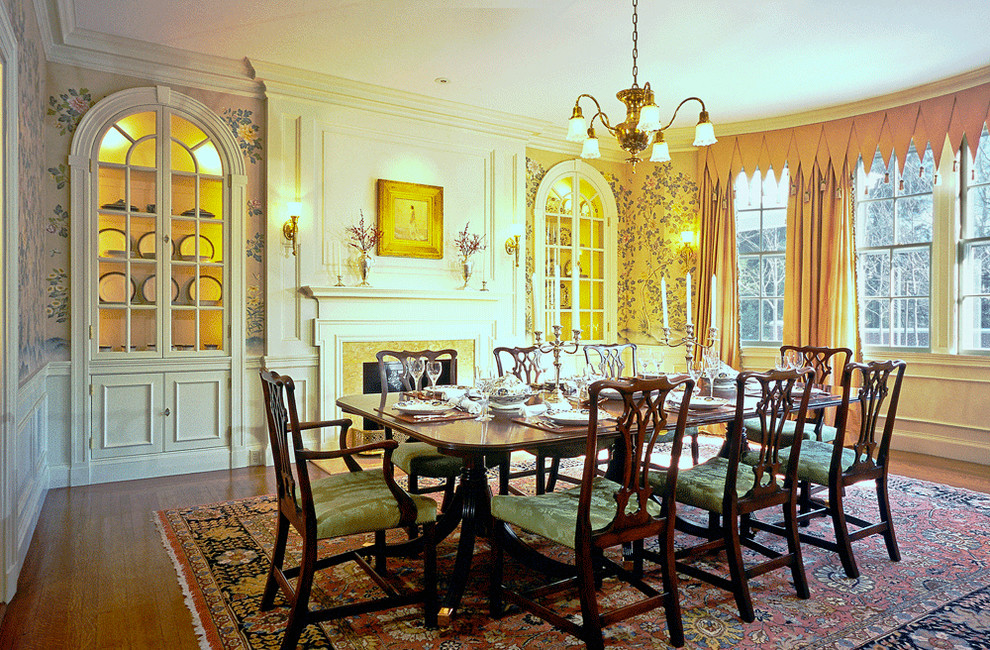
[876,477,901,562]
[657,533,685,648]
[783,501,810,599]
[544,457,562,493]
[576,546,605,650]
[534,451,547,495]
[282,545,317,650]
[261,513,290,610]
[724,513,755,623]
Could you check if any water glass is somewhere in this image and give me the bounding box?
[475,375,495,421]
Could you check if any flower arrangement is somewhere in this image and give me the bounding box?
[345,210,383,254]
[454,222,486,260]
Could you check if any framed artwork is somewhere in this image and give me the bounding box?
[376,179,444,258]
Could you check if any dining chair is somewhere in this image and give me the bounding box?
[494,344,603,494]
[373,349,466,509]
[763,359,907,578]
[490,375,695,649]
[743,345,851,447]
[258,369,438,649]
[583,342,637,378]
[651,367,814,622]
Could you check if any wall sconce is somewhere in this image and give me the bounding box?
[283,201,302,256]
[505,223,524,268]
[679,230,695,265]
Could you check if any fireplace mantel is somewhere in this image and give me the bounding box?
[301,284,509,432]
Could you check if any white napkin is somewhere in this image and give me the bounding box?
[519,403,548,417]
[456,397,482,414]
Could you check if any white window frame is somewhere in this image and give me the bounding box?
[735,169,788,347]
[959,128,990,355]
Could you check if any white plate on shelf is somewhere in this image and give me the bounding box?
[187,275,223,303]
[546,410,591,425]
[137,232,173,259]
[98,272,134,303]
[98,228,128,257]
[178,234,215,261]
[393,401,450,415]
[141,275,180,304]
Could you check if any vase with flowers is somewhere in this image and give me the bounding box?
[345,210,383,286]
[454,222,486,289]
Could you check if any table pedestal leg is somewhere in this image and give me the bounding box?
[438,457,490,625]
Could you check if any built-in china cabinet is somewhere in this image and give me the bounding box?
[534,160,618,342]
[69,86,247,483]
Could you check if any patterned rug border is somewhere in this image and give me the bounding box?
[156,467,990,650]
[156,510,221,650]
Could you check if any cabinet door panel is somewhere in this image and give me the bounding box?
[91,373,163,459]
[165,371,228,451]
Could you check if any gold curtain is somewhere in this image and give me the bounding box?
[782,161,860,383]
[697,169,741,369]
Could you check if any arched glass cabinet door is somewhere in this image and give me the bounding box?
[534,160,618,342]
[93,107,228,356]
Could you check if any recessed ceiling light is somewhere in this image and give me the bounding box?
[434,77,450,85]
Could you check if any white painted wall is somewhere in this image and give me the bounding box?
[258,68,533,430]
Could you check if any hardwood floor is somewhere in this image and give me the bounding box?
[0,452,985,649]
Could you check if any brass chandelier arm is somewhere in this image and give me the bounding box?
[660,96,708,132]
[574,93,618,135]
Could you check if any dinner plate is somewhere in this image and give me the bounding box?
[546,410,591,425]
[141,275,180,303]
[98,228,128,257]
[687,396,729,410]
[187,275,223,303]
[393,401,450,415]
[178,234,215,261]
[137,232,174,259]
[98,272,134,303]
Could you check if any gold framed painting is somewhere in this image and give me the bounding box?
[376,179,443,259]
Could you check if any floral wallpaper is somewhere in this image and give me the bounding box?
[41,61,268,362]
[6,0,49,382]
[524,150,699,346]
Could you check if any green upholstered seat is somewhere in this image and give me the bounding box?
[777,440,857,486]
[742,419,837,446]
[303,468,437,539]
[650,456,759,514]
[391,441,463,478]
[491,476,660,549]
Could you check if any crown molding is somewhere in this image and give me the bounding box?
[34,0,262,98]
[251,59,551,143]
[715,65,990,138]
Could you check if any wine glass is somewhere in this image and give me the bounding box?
[702,348,720,397]
[475,375,495,422]
[406,356,426,392]
[426,360,442,390]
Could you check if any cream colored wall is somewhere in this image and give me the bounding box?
[259,73,531,427]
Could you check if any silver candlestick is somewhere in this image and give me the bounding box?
[659,323,719,371]
[334,273,345,287]
[534,324,581,402]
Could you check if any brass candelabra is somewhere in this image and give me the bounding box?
[534,325,581,402]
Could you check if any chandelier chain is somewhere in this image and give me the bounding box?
[631,0,638,86]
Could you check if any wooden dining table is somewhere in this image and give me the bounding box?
[335,385,843,624]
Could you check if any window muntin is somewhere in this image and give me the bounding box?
[960,127,990,352]
[735,168,788,344]
[856,145,934,348]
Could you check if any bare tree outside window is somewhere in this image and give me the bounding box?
[736,168,788,344]
[856,146,934,348]
[961,127,990,351]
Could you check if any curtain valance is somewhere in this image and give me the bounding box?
[699,82,990,184]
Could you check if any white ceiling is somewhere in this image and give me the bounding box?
[66,0,990,130]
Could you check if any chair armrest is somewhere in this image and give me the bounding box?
[297,418,352,432]
[296,439,399,462]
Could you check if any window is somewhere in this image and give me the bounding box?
[961,127,990,352]
[534,160,617,342]
[735,169,788,344]
[855,145,934,348]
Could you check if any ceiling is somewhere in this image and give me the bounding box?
[64,0,990,132]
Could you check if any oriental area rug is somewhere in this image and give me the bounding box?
[157,456,990,650]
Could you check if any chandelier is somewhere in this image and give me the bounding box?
[565,0,717,167]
